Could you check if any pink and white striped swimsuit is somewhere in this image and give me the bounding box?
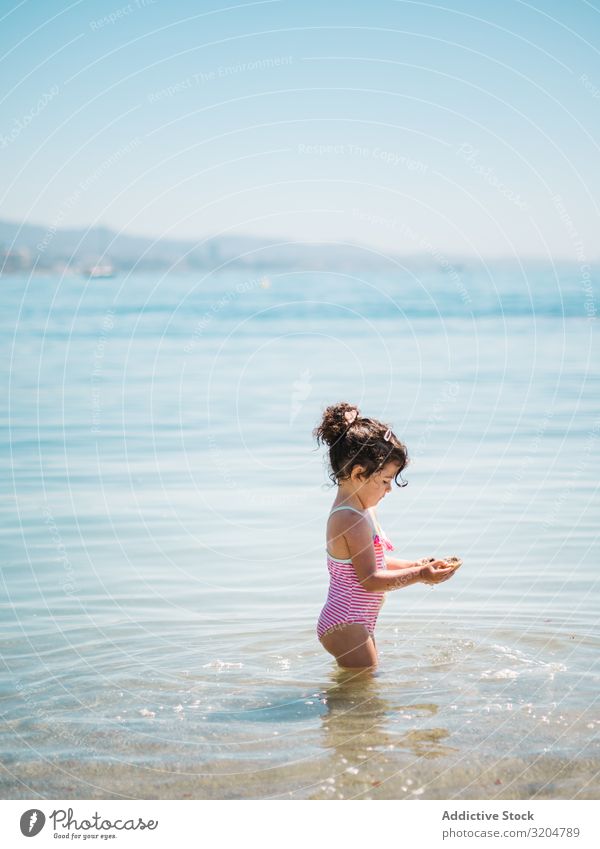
[317,505,395,641]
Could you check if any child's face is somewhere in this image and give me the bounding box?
[353,461,402,506]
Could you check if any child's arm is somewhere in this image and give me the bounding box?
[341,511,427,592]
[384,556,417,570]
[366,564,426,591]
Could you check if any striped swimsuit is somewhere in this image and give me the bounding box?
[317,505,395,641]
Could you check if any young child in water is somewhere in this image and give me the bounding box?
[314,401,458,670]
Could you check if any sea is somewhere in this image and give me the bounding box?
[0,265,598,799]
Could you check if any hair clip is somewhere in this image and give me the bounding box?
[383,428,392,441]
[344,409,358,425]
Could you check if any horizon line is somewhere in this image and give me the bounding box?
[1,216,598,265]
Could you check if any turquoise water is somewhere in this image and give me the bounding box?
[0,267,598,799]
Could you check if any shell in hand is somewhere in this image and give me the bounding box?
[437,555,463,570]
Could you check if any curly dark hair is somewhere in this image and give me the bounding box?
[313,401,409,486]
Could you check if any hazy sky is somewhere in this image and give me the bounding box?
[1,0,599,259]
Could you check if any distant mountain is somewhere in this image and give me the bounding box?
[1,219,588,275]
[0,218,450,274]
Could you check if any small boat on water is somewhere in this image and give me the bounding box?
[82,263,116,279]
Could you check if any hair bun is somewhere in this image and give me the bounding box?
[313,402,360,446]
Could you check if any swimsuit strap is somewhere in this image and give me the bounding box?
[329,505,364,516]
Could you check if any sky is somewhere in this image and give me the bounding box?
[1,0,599,260]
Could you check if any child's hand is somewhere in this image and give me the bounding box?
[420,560,457,585]
[418,556,436,566]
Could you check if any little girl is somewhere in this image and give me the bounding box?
[314,401,457,670]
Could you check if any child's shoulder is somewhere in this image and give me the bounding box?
[328,505,374,533]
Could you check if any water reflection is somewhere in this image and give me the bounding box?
[320,667,457,761]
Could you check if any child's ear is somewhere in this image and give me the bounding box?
[351,464,366,481]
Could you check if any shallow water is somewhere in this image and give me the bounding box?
[1,268,598,799]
